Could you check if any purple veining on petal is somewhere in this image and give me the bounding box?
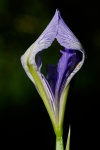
[56,10,82,50]
[40,73,55,110]
[37,9,59,49]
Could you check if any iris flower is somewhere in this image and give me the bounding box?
[21,9,85,150]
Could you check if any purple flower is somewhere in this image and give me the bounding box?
[21,9,85,135]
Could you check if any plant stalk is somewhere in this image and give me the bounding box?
[56,136,64,150]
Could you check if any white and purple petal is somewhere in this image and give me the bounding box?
[21,9,85,129]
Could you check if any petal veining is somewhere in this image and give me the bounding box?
[56,11,82,51]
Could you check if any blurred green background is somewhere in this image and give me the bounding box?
[0,0,100,149]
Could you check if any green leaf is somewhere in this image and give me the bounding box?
[65,126,71,150]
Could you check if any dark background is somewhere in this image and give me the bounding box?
[0,0,100,149]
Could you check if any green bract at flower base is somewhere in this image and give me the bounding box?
[21,9,85,150]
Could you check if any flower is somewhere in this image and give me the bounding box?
[21,9,85,136]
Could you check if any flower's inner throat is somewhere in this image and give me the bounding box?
[35,42,82,98]
[35,39,63,75]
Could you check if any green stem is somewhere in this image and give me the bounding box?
[56,136,64,150]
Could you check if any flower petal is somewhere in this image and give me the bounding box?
[46,64,57,95]
[59,49,82,96]
[55,10,85,96]
[56,10,82,50]
[21,10,66,133]
[55,49,79,96]
[21,9,59,85]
